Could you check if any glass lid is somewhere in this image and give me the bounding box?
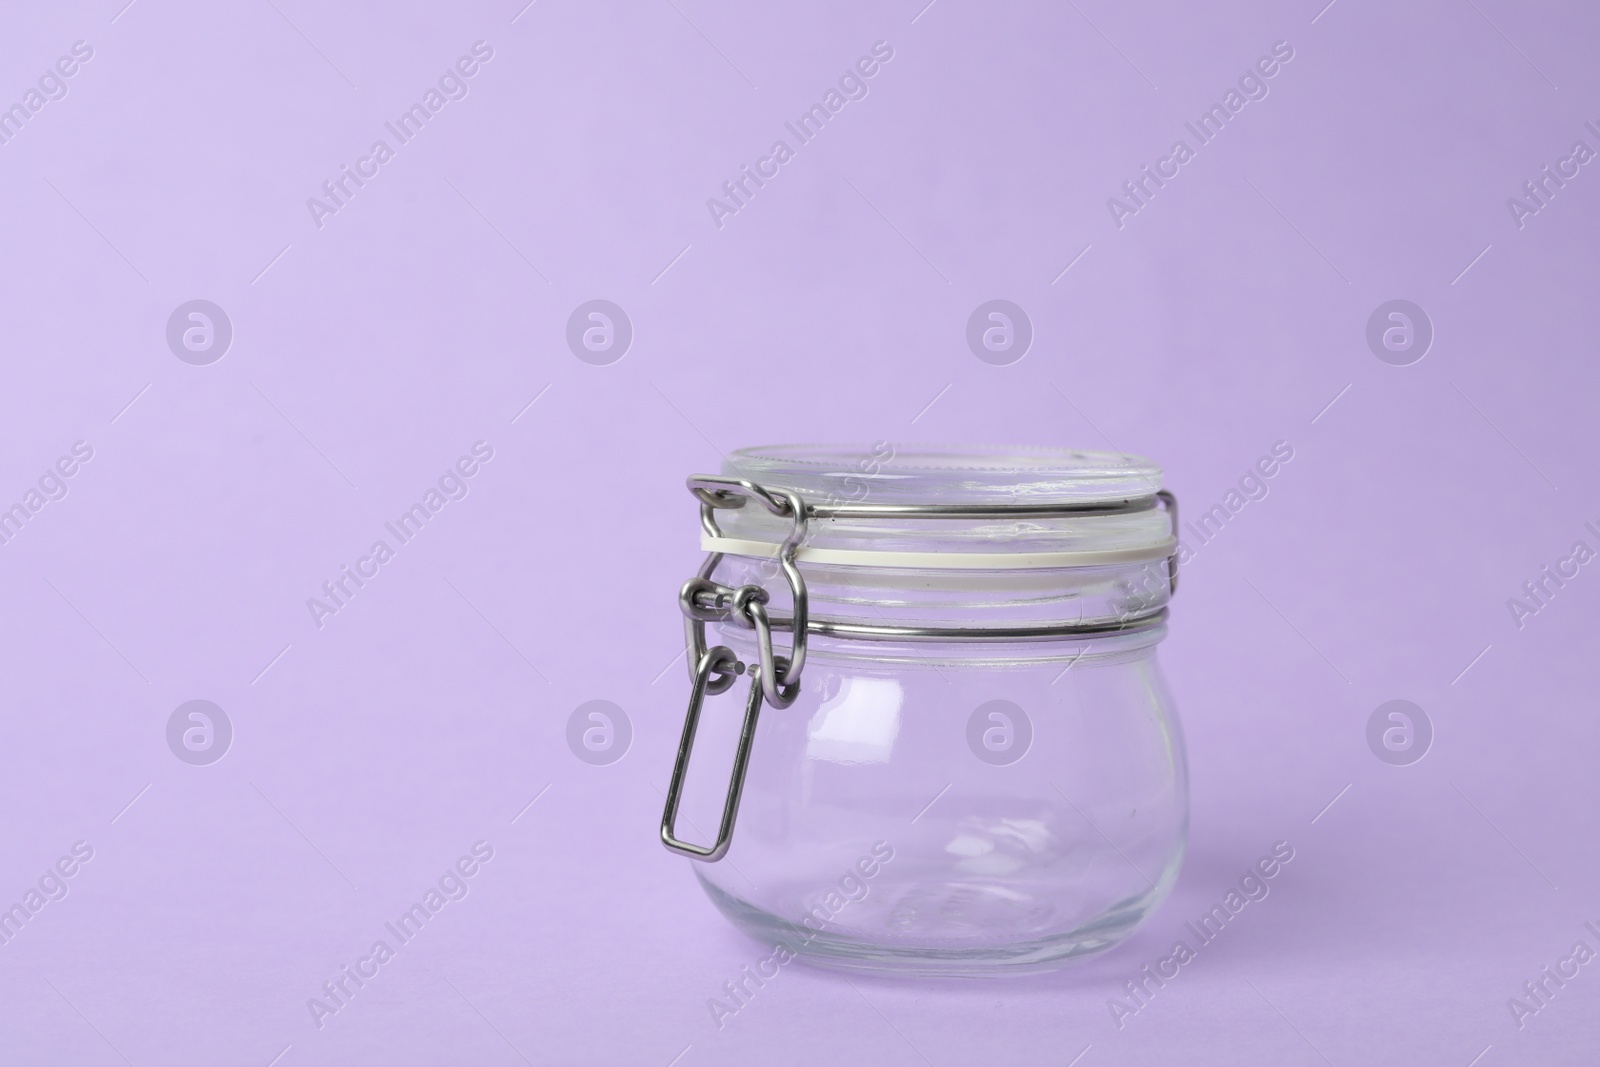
[724,443,1163,508]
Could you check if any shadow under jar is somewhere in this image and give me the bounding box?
[660,444,1188,977]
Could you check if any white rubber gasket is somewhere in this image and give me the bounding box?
[701,535,1176,570]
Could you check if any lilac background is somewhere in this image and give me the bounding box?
[1,0,1597,1063]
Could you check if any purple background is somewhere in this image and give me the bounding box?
[1,0,1597,1063]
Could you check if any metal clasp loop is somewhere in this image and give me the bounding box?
[660,646,765,862]
[682,475,809,698]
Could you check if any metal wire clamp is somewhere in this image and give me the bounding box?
[660,474,1180,862]
[658,645,764,862]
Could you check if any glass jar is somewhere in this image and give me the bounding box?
[660,445,1187,977]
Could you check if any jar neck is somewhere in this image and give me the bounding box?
[714,619,1167,670]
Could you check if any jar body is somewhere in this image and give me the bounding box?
[689,627,1188,977]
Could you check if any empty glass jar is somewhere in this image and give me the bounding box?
[660,445,1187,976]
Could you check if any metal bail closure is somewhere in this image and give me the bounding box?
[660,646,767,862]
[662,470,1176,862]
